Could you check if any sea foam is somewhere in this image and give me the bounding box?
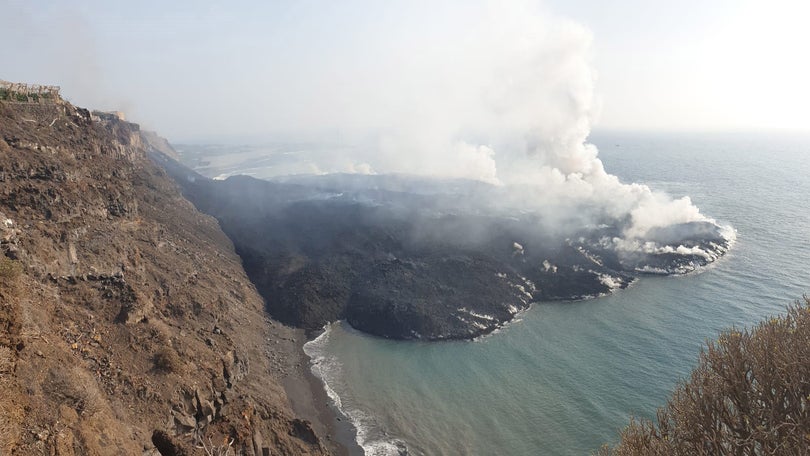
[304,323,407,456]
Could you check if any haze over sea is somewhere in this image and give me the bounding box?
[180,130,809,455]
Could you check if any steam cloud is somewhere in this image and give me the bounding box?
[264,0,731,245]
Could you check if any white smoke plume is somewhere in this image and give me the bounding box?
[281,0,727,242]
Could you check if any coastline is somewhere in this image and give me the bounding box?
[284,328,365,456]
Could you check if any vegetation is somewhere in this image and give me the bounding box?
[0,88,55,102]
[44,367,104,417]
[154,347,183,373]
[0,346,13,375]
[598,297,810,455]
[0,257,21,285]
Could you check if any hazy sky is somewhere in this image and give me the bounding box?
[2,0,808,141]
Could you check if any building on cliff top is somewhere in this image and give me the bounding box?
[92,110,126,121]
[0,79,62,103]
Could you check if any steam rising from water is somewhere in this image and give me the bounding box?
[256,1,732,245]
[172,1,733,277]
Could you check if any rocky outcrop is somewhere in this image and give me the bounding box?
[141,129,181,161]
[0,100,331,455]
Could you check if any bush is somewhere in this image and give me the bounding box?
[0,346,13,375]
[153,347,182,373]
[0,398,18,454]
[598,297,810,455]
[45,367,103,416]
[0,257,22,284]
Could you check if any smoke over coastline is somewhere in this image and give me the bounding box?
[164,1,734,307]
[156,1,737,348]
[226,1,733,249]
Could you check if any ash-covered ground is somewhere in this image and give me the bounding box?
[154,153,732,340]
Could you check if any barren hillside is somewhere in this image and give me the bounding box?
[0,98,332,455]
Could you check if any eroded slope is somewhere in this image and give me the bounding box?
[0,100,330,455]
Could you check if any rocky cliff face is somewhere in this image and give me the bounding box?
[0,100,330,455]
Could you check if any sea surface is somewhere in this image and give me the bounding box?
[180,132,810,455]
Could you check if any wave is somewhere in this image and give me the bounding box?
[472,303,533,342]
[303,322,408,456]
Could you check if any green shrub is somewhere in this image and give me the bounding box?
[598,297,810,455]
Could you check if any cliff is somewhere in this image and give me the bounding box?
[0,98,332,455]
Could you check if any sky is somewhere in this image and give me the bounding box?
[1,0,809,141]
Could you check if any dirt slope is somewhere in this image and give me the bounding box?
[0,100,331,455]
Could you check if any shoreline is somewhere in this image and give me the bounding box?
[284,328,365,456]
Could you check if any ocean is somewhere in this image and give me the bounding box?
[178,131,810,455]
[302,132,810,455]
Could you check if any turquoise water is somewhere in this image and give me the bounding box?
[304,132,810,455]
